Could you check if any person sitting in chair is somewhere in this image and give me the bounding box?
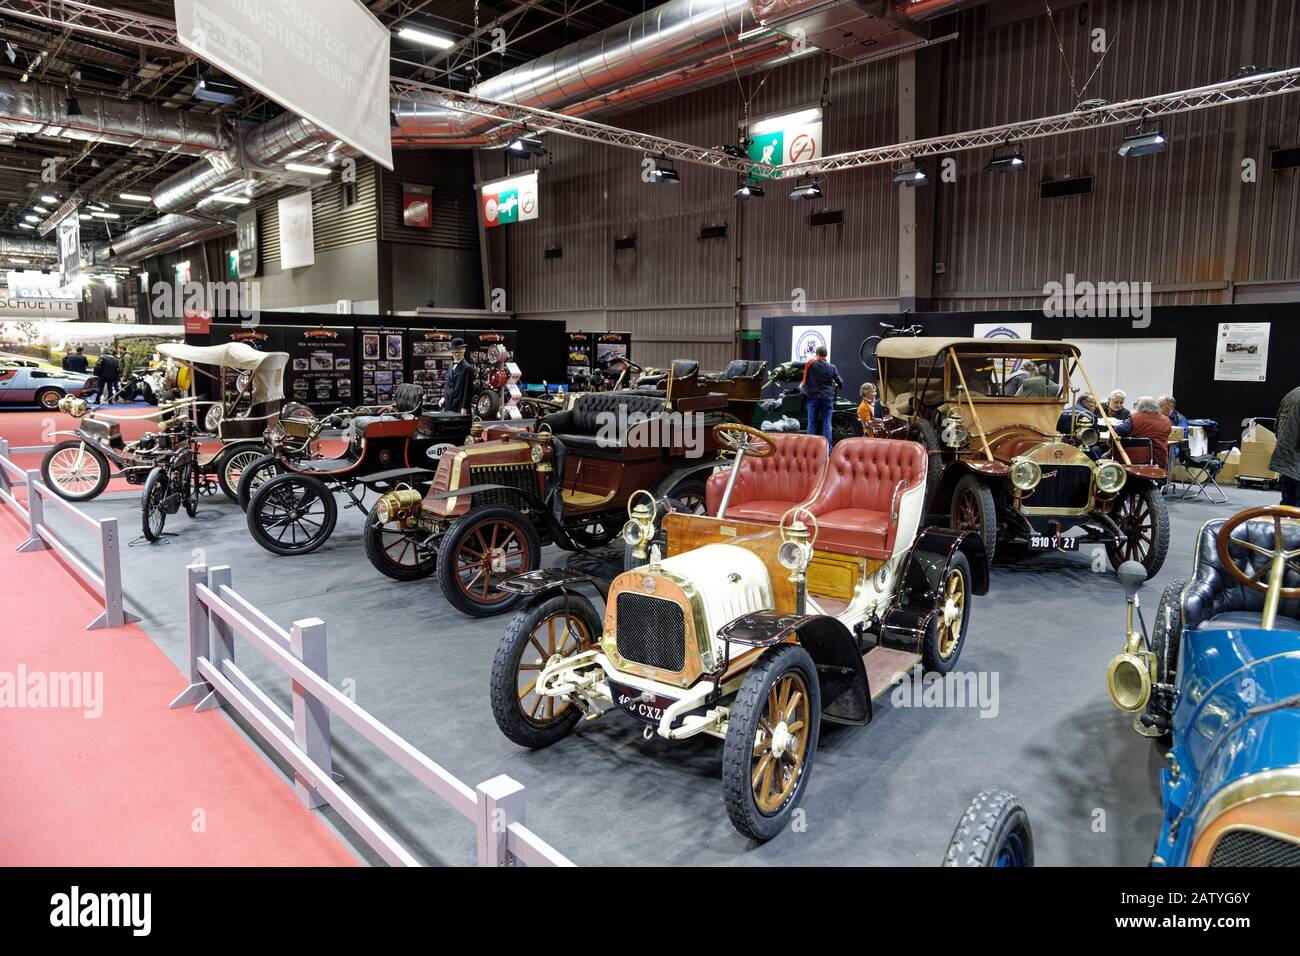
[1113,396,1170,470]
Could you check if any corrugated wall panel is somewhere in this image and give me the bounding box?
[258,160,378,265]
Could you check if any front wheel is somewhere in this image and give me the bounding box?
[141,466,170,542]
[722,644,821,842]
[247,474,338,555]
[1106,484,1169,577]
[363,506,439,580]
[437,505,541,616]
[490,593,601,748]
[830,410,864,446]
[943,790,1034,867]
[217,443,267,502]
[41,440,111,501]
[235,454,282,511]
[950,474,998,557]
[923,552,972,673]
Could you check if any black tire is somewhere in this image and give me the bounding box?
[831,410,863,446]
[436,505,541,617]
[906,419,944,510]
[182,461,199,517]
[247,473,338,556]
[236,454,283,511]
[217,443,266,502]
[660,478,707,515]
[141,382,157,405]
[141,466,170,542]
[859,335,882,378]
[1106,484,1170,578]
[950,474,998,557]
[363,503,438,581]
[566,516,621,549]
[41,440,111,502]
[943,789,1034,866]
[474,389,501,418]
[922,552,972,673]
[35,387,63,411]
[490,593,601,749]
[722,644,821,842]
[1143,578,1184,744]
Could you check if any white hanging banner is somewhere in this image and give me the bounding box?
[278,192,316,270]
[175,0,393,169]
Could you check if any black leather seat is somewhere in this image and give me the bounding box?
[635,359,699,392]
[1179,516,1300,631]
[713,359,765,381]
[542,390,666,458]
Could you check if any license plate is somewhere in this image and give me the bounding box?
[1029,534,1078,551]
[608,679,677,725]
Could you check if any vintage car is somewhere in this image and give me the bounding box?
[365,361,731,616]
[948,505,1300,867]
[753,360,864,445]
[488,424,988,840]
[241,383,473,555]
[0,359,96,410]
[868,337,1169,574]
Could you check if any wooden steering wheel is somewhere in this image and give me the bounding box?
[1215,505,1300,596]
[713,422,776,458]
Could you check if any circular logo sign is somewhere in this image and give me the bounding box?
[795,329,828,360]
[483,196,499,223]
[789,133,816,163]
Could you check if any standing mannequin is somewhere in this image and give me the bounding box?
[441,337,473,414]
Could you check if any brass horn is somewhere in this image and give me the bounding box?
[1107,559,1155,713]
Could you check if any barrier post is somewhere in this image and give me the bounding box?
[290,618,333,810]
[475,774,528,867]
[197,565,235,712]
[0,438,10,496]
[17,469,46,553]
[88,517,137,630]
[169,564,212,709]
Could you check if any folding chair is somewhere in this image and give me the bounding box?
[1180,420,1230,503]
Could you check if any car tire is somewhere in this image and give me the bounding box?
[906,419,944,510]
[35,387,63,411]
[831,410,863,446]
[722,643,821,842]
[141,466,170,542]
[943,789,1034,866]
[363,504,438,581]
[247,473,338,555]
[436,505,541,617]
[659,478,707,515]
[474,389,500,419]
[235,454,283,511]
[1106,484,1170,578]
[217,442,266,502]
[950,474,998,557]
[566,517,621,549]
[41,440,111,501]
[922,552,972,673]
[1144,578,1184,745]
[490,593,601,749]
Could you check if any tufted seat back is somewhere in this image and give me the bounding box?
[569,391,665,434]
[705,433,827,520]
[1181,517,1300,630]
[717,359,765,381]
[803,438,929,559]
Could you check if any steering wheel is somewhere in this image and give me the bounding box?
[1215,505,1300,596]
[713,422,776,458]
[779,505,820,549]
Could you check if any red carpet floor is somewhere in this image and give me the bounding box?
[0,505,358,866]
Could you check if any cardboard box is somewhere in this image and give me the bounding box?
[1238,449,1278,480]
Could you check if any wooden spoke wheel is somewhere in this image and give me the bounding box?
[950,474,997,557]
[1106,484,1169,577]
[436,505,541,617]
[490,593,603,748]
[722,644,821,841]
[246,473,338,556]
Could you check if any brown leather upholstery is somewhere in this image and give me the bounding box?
[804,438,928,558]
[705,432,827,522]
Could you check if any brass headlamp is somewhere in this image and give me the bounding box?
[1107,561,1155,713]
[374,483,425,527]
[622,489,658,561]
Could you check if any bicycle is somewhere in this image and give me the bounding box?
[141,419,206,542]
[859,320,924,380]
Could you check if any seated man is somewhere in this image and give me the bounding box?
[1113,396,1170,470]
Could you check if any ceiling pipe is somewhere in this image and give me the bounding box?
[890,0,991,21]
[0,237,59,259]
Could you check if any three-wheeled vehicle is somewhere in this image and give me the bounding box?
[366,367,730,616]
[40,342,286,502]
[242,383,474,555]
[488,423,988,840]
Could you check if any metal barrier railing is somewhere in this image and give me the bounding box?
[0,437,138,630]
[170,563,573,867]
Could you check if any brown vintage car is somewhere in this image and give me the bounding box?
[364,359,731,616]
[867,337,1170,575]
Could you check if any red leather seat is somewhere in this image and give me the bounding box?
[705,432,828,522]
[804,438,928,559]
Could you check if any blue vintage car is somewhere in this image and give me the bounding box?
[946,505,1300,867]
[0,359,96,410]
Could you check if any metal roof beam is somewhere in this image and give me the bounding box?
[0,0,185,53]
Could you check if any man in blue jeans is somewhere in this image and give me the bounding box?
[800,345,843,451]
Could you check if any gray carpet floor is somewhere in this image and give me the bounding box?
[33,478,1267,866]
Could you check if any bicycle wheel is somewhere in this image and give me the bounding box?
[859,335,882,378]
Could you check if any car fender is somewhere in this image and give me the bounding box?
[653,457,722,498]
[717,611,870,725]
[877,526,987,653]
[498,567,610,601]
[931,458,1009,512]
[1123,463,1166,483]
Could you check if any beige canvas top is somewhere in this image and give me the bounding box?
[157,342,288,404]
[874,337,1083,360]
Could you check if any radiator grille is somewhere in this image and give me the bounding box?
[1025,463,1092,510]
[616,592,686,672]
[469,463,537,508]
[1209,829,1300,867]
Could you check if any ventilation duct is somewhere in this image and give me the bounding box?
[0,237,59,259]
[102,214,229,262]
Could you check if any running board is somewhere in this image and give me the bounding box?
[863,646,920,700]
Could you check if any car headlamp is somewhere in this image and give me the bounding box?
[940,418,969,447]
[777,539,812,571]
[375,497,392,524]
[1010,457,1041,491]
[1096,460,1127,494]
[530,443,544,464]
[1075,424,1100,447]
[621,519,645,547]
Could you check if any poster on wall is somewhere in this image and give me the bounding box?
[278,191,315,269]
[480,171,539,228]
[595,332,632,378]
[566,332,593,387]
[973,322,1033,341]
[411,329,455,403]
[1214,322,1270,382]
[747,107,822,182]
[286,327,355,412]
[402,184,433,228]
[791,325,832,363]
[358,327,407,404]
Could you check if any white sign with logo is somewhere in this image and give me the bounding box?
[1214,322,1270,382]
[175,0,393,169]
[278,191,316,270]
[973,322,1033,341]
[792,325,833,363]
[747,107,823,180]
[480,171,539,228]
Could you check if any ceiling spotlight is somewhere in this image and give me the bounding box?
[1119,123,1167,157]
[40,194,56,203]
[23,214,38,222]
[735,182,765,199]
[893,162,929,187]
[789,179,823,201]
[648,161,680,184]
[32,205,48,214]
[195,76,239,106]
[119,192,152,202]
[984,142,1026,173]
[18,222,33,229]
[90,211,120,219]
[398,27,455,50]
[506,131,546,157]
[284,162,332,176]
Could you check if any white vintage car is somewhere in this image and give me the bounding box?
[490,423,988,841]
